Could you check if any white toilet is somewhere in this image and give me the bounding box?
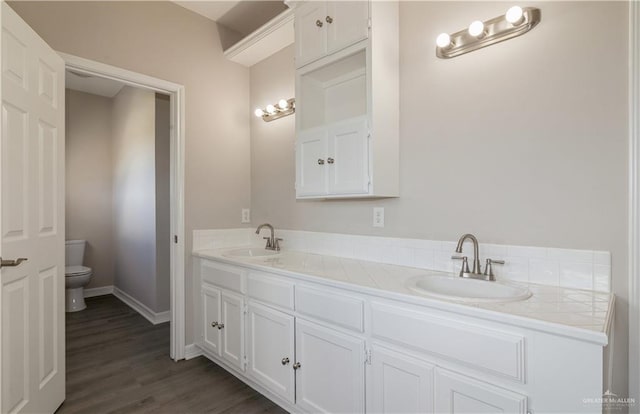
[65,240,93,312]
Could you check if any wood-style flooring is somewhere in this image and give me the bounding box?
[58,295,287,414]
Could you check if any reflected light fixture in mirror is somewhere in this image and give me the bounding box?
[254,98,295,122]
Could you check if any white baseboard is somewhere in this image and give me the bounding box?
[184,344,203,360]
[113,287,171,325]
[83,285,114,298]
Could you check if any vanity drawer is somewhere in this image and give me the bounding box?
[295,285,364,332]
[248,271,295,310]
[201,259,245,293]
[371,302,525,383]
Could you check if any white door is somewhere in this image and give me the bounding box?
[220,291,244,371]
[296,129,327,197]
[247,302,295,403]
[326,1,370,54]
[368,346,434,414]
[294,1,328,68]
[201,284,221,356]
[434,369,527,414]
[295,319,364,413]
[327,117,369,195]
[1,3,65,413]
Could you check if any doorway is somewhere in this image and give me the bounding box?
[62,53,185,360]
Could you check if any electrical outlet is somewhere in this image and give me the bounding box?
[241,209,251,223]
[373,207,384,228]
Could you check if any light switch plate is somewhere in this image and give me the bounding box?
[241,209,251,223]
[373,207,384,228]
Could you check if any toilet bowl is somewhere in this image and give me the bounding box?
[65,240,93,312]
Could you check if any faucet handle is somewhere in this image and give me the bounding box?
[274,238,283,251]
[484,258,505,280]
[452,255,470,277]
[263,237,272,248]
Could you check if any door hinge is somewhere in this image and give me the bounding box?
[244,355,249,369]
[368,18,372,29]
[365,349,372,365]
[243,303,248,315]
[174,235,178,244]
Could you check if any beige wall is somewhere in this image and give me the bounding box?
[251,2,629,397]
[155,94,171,312]
[9,1,252,341]
[65,89,114,289]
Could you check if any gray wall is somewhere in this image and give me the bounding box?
[250,2,629,398]
[65,89,114,289]
[112,86,159,311]
[155,94,171,312]
[8,0,252,342]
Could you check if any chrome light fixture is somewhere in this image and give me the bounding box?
[254,98,295,122]
[435,6,541,59]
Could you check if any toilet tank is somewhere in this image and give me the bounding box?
[65,240,86,266]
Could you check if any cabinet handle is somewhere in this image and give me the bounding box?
[317,158,325,165]
[326,16,333,24]
[211,321,218,328]
[281,357,290,365]
[293,362,302,370]
[316,19,323,27]
[217,323,225,330]
[327,157,335,164]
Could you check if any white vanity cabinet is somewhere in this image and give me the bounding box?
[194,255,609,414]
[294,1,399,199]
[247,302,295,403]
[294,1,369,68]
[295,318,365,413]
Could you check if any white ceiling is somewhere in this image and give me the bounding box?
[65,70,125,98]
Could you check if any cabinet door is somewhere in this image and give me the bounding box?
[295,319,365,413]
[220,291,245,371]
[435,369,527,414]
[326,1,370,54]
[247,302,295,403]
[295,1,328,67]
[327,117,369,195]
[369,346,434,414]
[201,285,221,356]
[296,129,328,197]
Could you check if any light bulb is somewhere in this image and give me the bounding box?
[436,33,452,48]
[254,108,265,117]
[505,6,524,25]
[278,99,289,110]
[468,20,485,38]
[266,104,277,114]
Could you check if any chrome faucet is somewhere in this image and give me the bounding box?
[255,223,282,251]
[452,233,504,281]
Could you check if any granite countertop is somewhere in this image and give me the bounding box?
[194,247,614,346]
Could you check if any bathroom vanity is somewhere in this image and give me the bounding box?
[192,247,613,414]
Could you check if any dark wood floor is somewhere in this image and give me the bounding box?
[58,295,287,414]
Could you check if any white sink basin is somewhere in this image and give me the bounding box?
[223,248,281,258]
[406,274,532,303]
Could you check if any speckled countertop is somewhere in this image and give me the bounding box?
[193,248,614,346]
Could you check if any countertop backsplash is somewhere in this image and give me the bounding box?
[193,228,611,293]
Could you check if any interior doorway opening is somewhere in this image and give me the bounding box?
[62,53,185,360]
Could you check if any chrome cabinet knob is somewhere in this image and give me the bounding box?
[316,19,323,27]
[326,16,333,24]
[281,357,290,365]
[211,321,218,328]
[327,157,335,164]
[293,362,302,370]
[217,323,225,330]
[317,158,325,165]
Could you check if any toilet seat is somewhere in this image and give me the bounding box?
[65,265,92,277]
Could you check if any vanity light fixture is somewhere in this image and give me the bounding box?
[254,98,295,122]
[435,6,541,59]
